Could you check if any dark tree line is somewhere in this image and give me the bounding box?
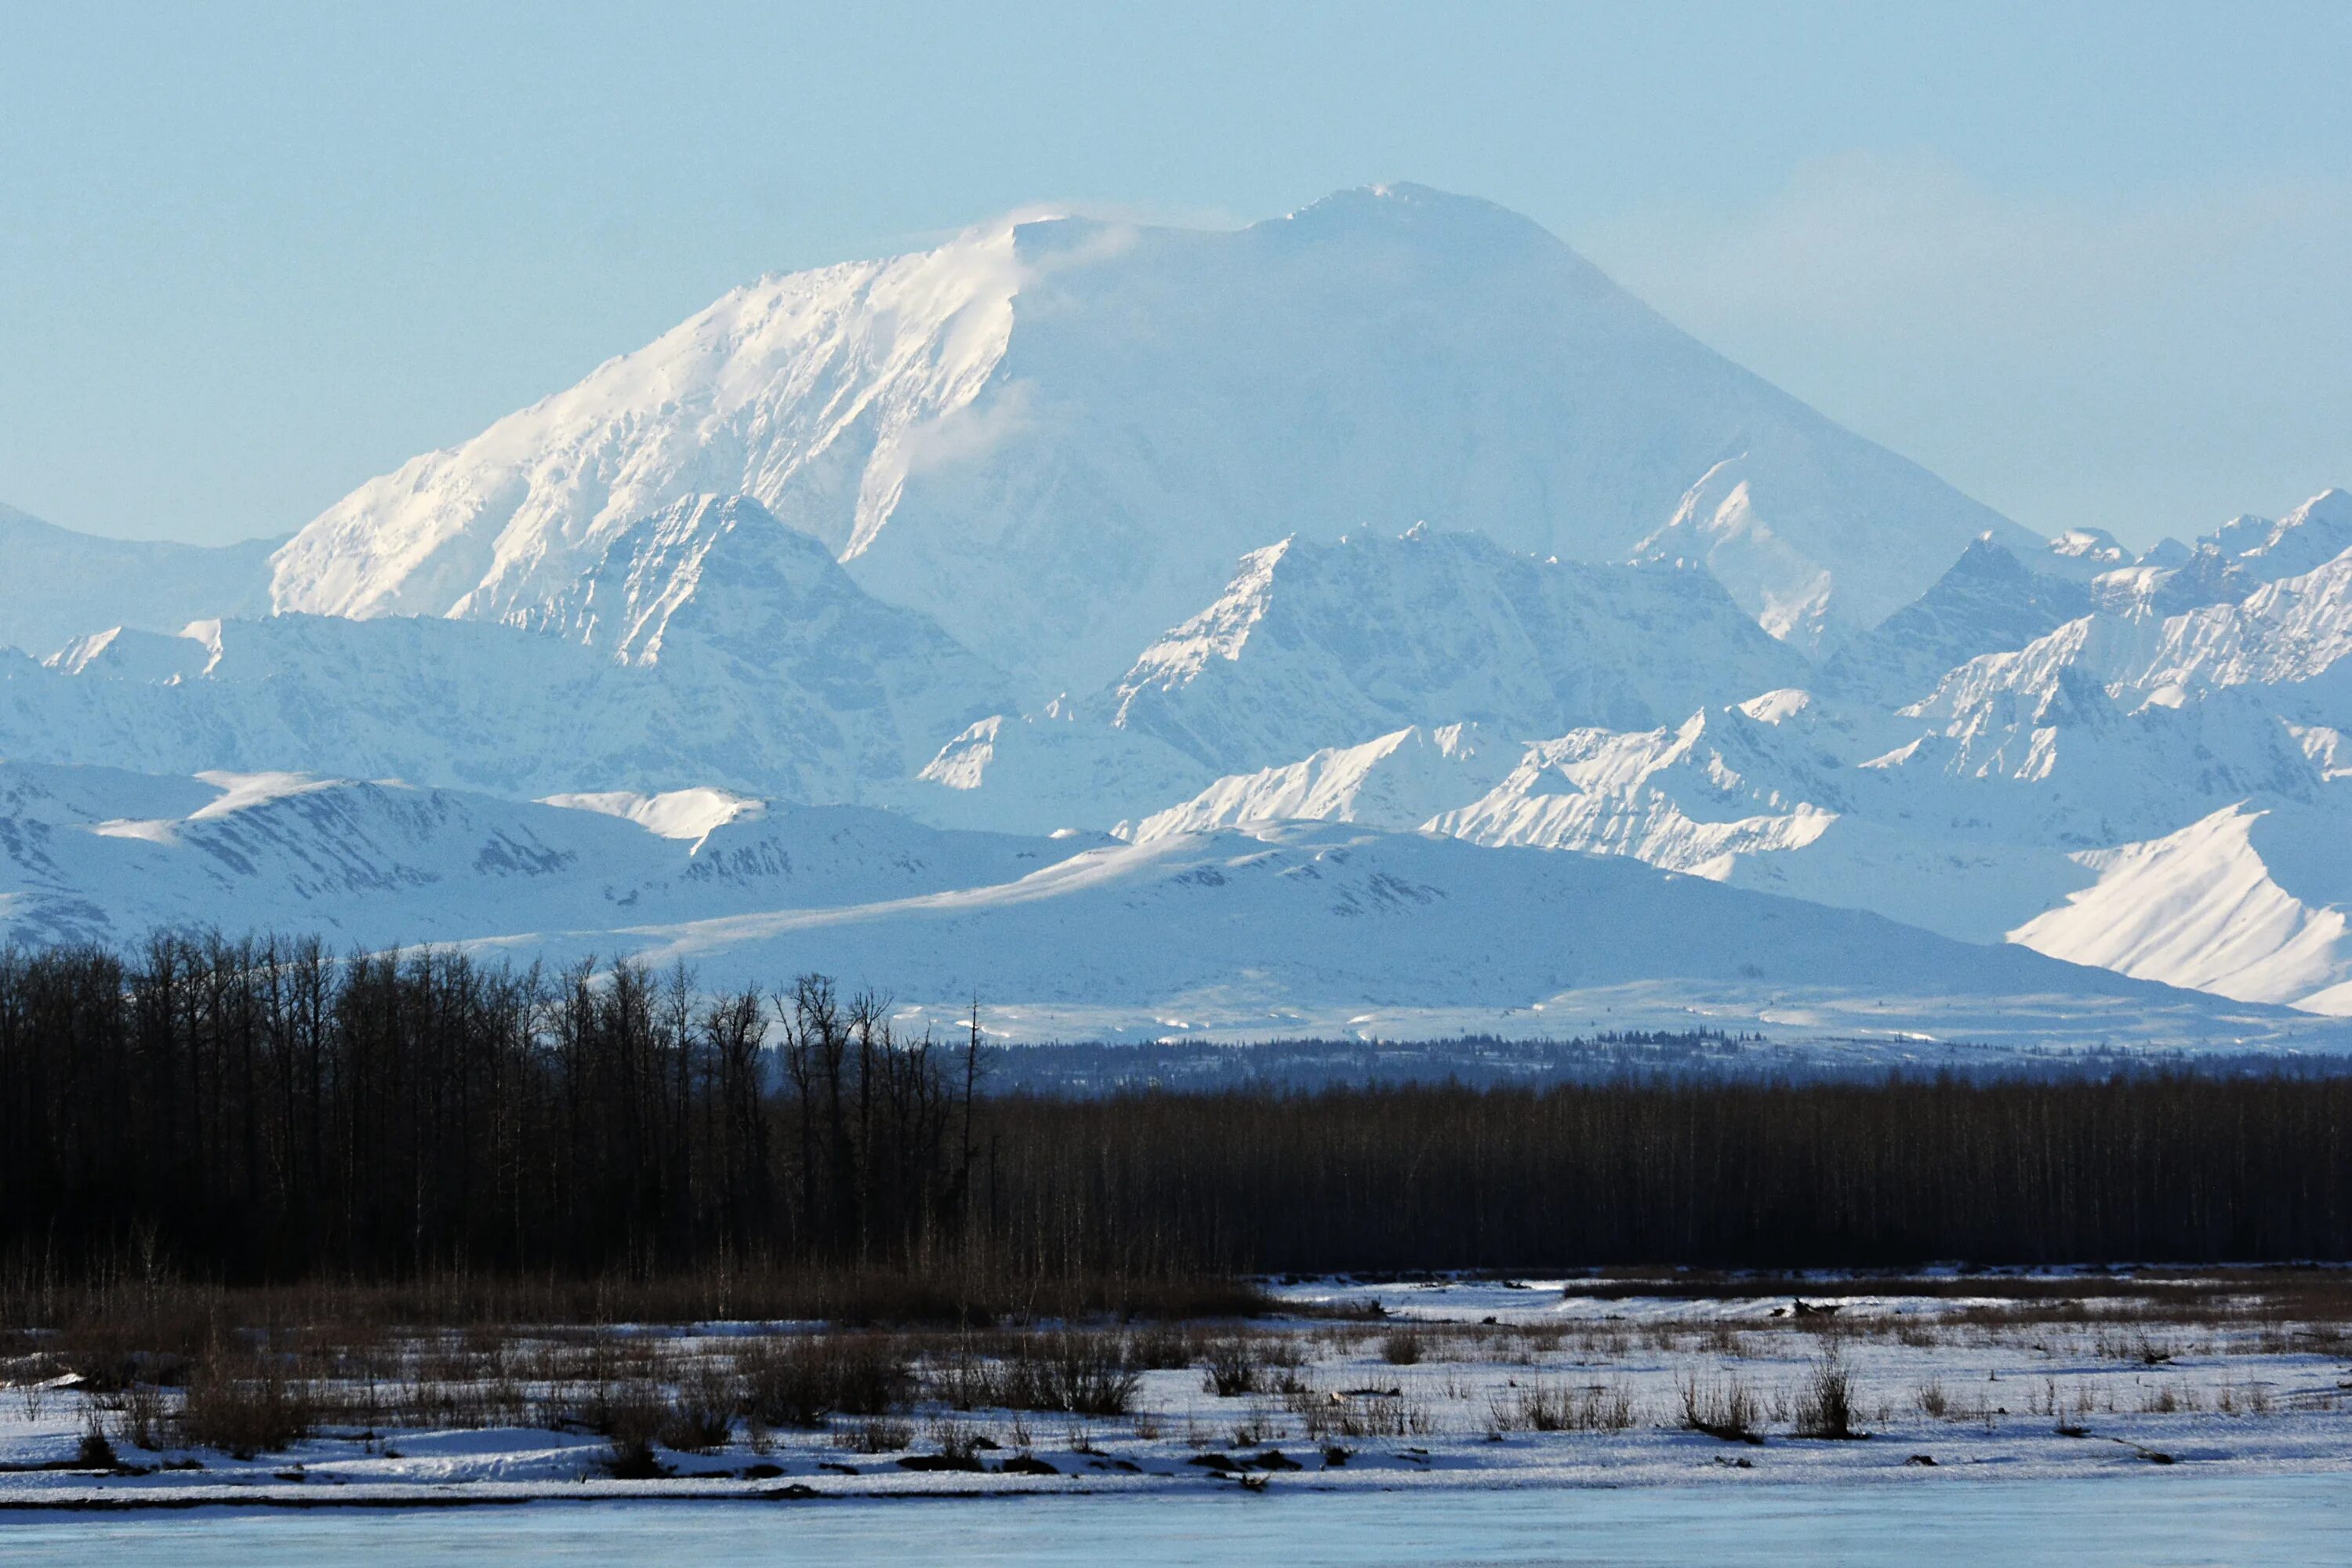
[0,936,983,1281]
[4,935,2351,1284]
[985,1075,2352,1270]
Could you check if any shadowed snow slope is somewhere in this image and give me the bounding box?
[0,497,1009,802]
[893,710,1217,837]
[1820,536,2092,710]
[1094,529,1808,774]
[269,184,2029,690]
[0,502,279,657]
[0,762,1080,949]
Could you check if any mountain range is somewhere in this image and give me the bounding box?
[3,183,2347,1049]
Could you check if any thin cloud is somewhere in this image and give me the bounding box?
[1580,153,2352,546]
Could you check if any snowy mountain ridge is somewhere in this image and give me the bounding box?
[5,180,2351,1040]
[0,497,1010,804]
[1093,527,1809,775]
[268,184,2033,692]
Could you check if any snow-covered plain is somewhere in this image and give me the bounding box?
[6,1275,2351,1512]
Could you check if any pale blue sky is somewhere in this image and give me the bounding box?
[3,1,2347,547]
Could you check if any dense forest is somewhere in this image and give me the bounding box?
[3,935,2350,1287]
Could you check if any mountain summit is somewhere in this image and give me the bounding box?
[270,184,2033,692]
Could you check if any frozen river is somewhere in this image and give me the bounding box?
[7,1472,2349,1566]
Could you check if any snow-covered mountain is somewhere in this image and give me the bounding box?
[0,495,1008,803]
[5,753,2313,1049]
[2199,490,2352,585]
[1068,492,2352,1018]
[1121,724,1511,841]
[1912,507,2352,744]
[12,175,2352,1043]
[0,502,278,657]
[485,816,2329,1051]
[0,760,1082,950]
[2011,802,2352,1013]
[269,184,2031,691]
[1091,528,1808,775]
[1819,536,2092,710]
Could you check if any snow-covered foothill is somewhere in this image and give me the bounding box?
[2012,803,2352,1013]
[490,817,2325,1051]
[0,760,1090,952]
[1120,724,1510,841]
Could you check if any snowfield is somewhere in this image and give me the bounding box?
[6,1274,2352,1511]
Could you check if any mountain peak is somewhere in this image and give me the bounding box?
[269,188,2026,697]
[539,493,841,666]
[2191,487,2352,584]
[2282,486,2352,533]
[1277,182,1560,245]
[1097,528,1803,774]
[1819,532,2092,707]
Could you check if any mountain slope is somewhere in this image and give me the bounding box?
[1092,528,1809,775]
[2011,803,2352,1013]
[0,502,280,656]
[534,493,1011,777]
[528,818,2316,1049]
[0,499,1011,803]
[0,760,1082,949]
[0,757,2303,1048]
[1122,723,1511,840]
[270,184,2034,692]
[1820,535,2092,709]
[2199,489,2352,585]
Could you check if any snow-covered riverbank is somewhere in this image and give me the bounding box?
[5,1274,2348,1509]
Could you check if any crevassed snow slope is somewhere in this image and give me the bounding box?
[270,184,2032,691]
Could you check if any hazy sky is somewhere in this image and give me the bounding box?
[3,1,2347,547]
